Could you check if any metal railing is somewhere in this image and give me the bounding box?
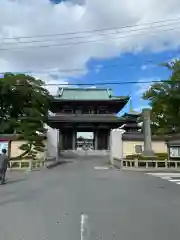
[113,158,180,169]
[9,159,45,170]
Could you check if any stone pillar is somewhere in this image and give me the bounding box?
[72,130,76,150]
[94,130,98,150]
[142,108,154,156]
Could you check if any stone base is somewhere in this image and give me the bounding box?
[142,149,155,157]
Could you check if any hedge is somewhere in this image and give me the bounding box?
[126,152,168,161]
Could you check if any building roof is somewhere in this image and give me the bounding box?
[123,98,141,118]
[48,114,127,123]
[123,111,141,118]
[122,133,168,141]
[123,123,141,129]
[0,134,46,141]
[54,87,129,101]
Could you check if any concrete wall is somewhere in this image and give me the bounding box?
[110,130,168,162]
[9,136,168,160]
[123,140,167,157]
[46,126,59,159]
[10,140,47,159]
[110,129,124,163]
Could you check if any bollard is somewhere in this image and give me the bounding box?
[135,158,138,168]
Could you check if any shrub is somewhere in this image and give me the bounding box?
[156,152,168,158]
[125,153,168,161]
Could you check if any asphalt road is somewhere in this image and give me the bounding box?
[1,157,180,240]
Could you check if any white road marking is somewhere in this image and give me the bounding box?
[168,179,180,182]
[94,166,109,170]
[80,213,89,240]
[145,172,180,186]
[146,173,180,177]
[161,177,172,180]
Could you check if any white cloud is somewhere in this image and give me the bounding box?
[33,72,69,95]
[45,79,69,95]
[0,0,180,86]
[134,105,152,112]
[94,65,103,73]
[168,56,180,64]
[141,65,148,71]
[135,77,160,97]
[141,64,155,71]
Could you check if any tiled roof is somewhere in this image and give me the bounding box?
[55,87,129,101]
[48,114,127,123]
[122,133,168,141]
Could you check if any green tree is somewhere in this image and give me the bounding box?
[0,73,52,159]
[143,60,180,134]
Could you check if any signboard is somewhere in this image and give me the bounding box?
[0,141,9,154]
[170,147,180,158]
[135,145,143,154]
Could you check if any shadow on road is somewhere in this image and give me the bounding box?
[6,178,28,185]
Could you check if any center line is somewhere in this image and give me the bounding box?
[80,213,89,240]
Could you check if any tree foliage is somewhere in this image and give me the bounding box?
[0,73,52,159]
[143,60,180,134]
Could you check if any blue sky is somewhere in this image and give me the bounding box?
[65,49,178,114]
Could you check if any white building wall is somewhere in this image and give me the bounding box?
[46,125,59,160]
[110,129,124,164]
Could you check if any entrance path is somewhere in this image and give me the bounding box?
[1,157,180,239]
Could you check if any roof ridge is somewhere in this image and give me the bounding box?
[58,87,111,91]
[55,87,129,101]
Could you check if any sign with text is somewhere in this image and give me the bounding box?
[135,145,143,154]
[170,147,180,158]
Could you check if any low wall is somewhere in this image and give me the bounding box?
[122,140,167,157]
[10,140,47,159]
[113,158,180,169]
[113,158,122,169]
[0,135,47,159]
[9,159,45,170]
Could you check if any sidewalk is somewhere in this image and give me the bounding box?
[121,167,180,172]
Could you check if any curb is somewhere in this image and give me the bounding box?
[121,168,180,172]
[45,160,71,169]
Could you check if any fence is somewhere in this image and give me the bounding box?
[9,159,45,170]
[113,158,180,169]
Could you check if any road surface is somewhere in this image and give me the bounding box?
[1,157,180,240]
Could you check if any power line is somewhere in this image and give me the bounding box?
[1,16,180,40]
[5,79,169,87]
[42,80,164,86]
[1,25,180,51]
[3,20,180,45]
[0,55,176,75]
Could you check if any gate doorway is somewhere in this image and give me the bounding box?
[76,132,94,150]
